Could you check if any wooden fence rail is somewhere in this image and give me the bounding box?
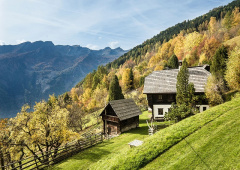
[1,133,103,170]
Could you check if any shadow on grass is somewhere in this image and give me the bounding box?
[50,141,116,170]
[124,125,149,135]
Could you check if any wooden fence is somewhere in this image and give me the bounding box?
[1,133,103,170]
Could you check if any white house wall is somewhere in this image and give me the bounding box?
[196,105,209,112]
[153,104,210,119]
[153,104,171,119]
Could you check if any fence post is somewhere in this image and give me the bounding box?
[91,136,93,146]
[0,150,4,170]
[34,155,39,170]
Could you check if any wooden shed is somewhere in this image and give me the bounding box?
[100,99,142,135]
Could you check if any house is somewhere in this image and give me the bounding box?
[143,65,211,120]
[100,99,142,135]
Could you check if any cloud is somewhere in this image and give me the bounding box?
[16,39,27,44]
[86,44,99,50]
[0,40,6,45]
[109,41,119,49]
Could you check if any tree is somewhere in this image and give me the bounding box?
[168,54,179,69]
[176,59,190,105]
[9,95,74,164]
[222,11,233,29]
[211,45,228,77]
[122,68,131,92]
[63,92,71,105]
[108,75,124,101]
[68,102,89,131]
[166,59,196,121]
[129,68,134,89]
[205,75,225,106]
[225,47,240,90]
[208,17,217,35]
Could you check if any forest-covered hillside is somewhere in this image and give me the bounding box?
[69,0,240,116]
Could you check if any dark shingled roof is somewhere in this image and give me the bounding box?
[100,99,142,121]
[143,66,211,94]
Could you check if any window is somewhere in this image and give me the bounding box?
[196,106,200,111]
[168,95,173,101]
[158,108,163,115]
[203,107,207,111]
[158,95,163,100]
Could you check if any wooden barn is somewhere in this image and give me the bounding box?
[100,99,142,135]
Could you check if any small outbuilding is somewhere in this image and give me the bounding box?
[100,99,142,135]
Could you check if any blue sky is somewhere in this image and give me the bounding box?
[0,0,233,50]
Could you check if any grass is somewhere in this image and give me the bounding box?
[50,111,170,170]
[89,96,240,170]
[51,96,240,169]
[142,100,240,169]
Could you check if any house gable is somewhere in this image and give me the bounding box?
[100,99,142,135]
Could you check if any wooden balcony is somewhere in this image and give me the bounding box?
[102,115,119,123]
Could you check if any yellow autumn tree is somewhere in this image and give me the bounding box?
[173,31,185,58]
[184,31,203,54]
[225,47,240,90]
[208,17,218,35]
[122,68,131,92]
[9,95,74,164]
[232,7,240,26]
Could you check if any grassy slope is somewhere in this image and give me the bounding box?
[142,99,240,169]
[51,111,170,170]
[92,96,240,170]
[52,96,240,170]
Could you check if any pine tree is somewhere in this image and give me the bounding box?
[168,54,179,69]
[108,75,124,101]
[63,92,71,104]
[211,45,228,77]
[166,59,196,121]
[129,68,134,89]
[176,59,189,105]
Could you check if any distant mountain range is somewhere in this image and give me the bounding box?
[0,41,127,118]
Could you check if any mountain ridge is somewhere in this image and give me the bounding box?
[0,41,127,118]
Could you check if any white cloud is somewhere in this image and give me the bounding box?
[16,39,27,44]
[86,44,99,50]
[0,40,6,45]
[109,41,119,49]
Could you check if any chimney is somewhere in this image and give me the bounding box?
[203,64,210,71]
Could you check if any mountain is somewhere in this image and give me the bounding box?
[0,41,127,118]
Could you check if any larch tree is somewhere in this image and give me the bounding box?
[225,47,240,90]
[122,68,131,92]
[108,75,124,101]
